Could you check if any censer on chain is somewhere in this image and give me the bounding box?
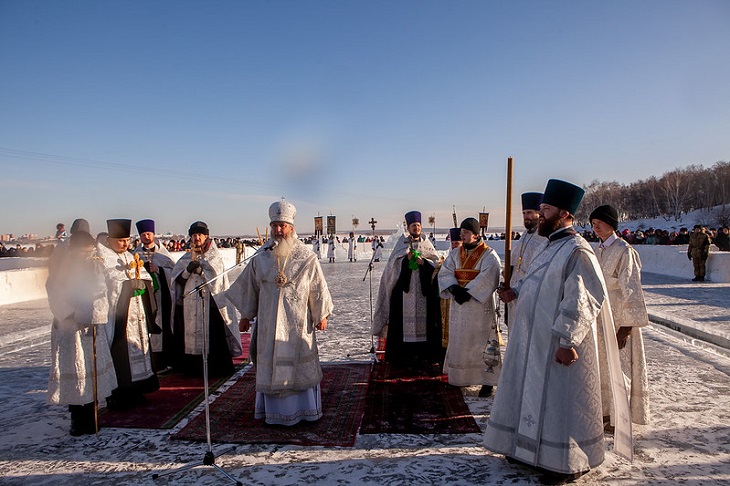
[483,337,501,374]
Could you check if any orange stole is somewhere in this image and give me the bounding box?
[454,242,489,287]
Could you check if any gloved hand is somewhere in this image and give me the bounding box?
[187,261,202,274]
[450,285,472,304]
[687,254,692,261]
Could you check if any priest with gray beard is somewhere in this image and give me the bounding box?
[227,199,333,426]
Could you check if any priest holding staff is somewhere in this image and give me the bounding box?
[485,179,632,483]
[227,199,333,426]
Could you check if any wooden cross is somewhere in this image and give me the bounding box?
[369,218,377,234]
[129,253,145,279]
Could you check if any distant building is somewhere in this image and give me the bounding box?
[0,234,13,242]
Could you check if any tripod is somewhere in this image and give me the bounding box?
[150,279,242,485]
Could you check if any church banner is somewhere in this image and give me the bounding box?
[326,216,336,236]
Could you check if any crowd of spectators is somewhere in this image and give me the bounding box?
[0,243,54,258]
[3,225,728,259]
[580,226,730,251]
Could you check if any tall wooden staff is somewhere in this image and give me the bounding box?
[92,325,99,436]
[501,157,514,334]
[503,156,514,287]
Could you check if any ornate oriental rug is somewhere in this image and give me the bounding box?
[359,362,480,435]
[100,333,251,430]
[171,362,371,447]
[98,372,231,429]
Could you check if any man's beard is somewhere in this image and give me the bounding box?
[537,214,561,237]
[272,234,296,258]
[524,218,538,232]
[408,229,422,239]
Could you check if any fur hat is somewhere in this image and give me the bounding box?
[269,199,297,224]
[589,205,619,230]
[188,221,209,236]
[542,179,585,215]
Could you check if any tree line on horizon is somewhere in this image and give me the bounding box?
[575,161,730,228]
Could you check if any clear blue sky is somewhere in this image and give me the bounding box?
[1,0,728,237]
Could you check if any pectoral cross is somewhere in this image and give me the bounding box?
[129,253,145,280]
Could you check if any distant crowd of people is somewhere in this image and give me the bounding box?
[580,225,730,251]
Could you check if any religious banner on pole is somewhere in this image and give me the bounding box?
[479,212,489,237]
[314,216,323,237]
[326,215,336,236]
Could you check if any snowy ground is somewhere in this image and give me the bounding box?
[0,261,729,485]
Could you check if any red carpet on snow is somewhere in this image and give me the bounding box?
[171,362,371,447]
[99,333,251,430]
[359,362,481,435]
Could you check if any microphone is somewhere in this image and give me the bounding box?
[263,240,279,251]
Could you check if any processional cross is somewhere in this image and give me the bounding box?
[369,218,377,234]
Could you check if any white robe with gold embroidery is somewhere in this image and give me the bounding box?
[438,244,502,386]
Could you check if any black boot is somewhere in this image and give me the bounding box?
[69,405,84,436]
[82,402,98,435]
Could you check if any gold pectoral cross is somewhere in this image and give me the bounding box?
[129,253,144,280]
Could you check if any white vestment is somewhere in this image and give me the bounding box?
[372,234,438,340]
[226,237,333,425]
[438,242,502,386]
[171,241,242,357]
[596,235,650,424]
[312,238,321,259]
[510,229,548,284]
[327,240,336,259]
[97,244,156,386]
[484,229,632,474]
[47,247,117,406]
[348,238,357,260]
[134,242,175,353]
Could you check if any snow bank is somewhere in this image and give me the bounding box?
[1,241,728,306]
[0,248,247,306]
[0,268,49,306]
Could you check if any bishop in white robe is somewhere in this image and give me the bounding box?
[227,200,333,426]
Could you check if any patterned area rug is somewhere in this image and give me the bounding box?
[172,362,371,447]
[359,362,481,434]
[98,372,231,429]
[99,333,251,430]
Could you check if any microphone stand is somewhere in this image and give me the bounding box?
[150,255,254,484]
[353,249,378,359]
